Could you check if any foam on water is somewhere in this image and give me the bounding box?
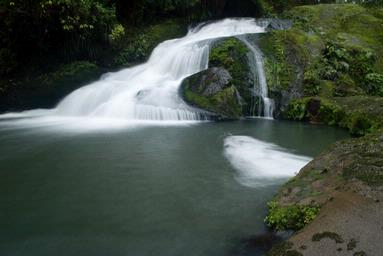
[224,136,312,188]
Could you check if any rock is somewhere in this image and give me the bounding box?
[181,37,256,119]
[262,19,293,32]
[181,67,242,119]
[199,68,232,97]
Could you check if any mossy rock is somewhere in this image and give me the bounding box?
[268,128,383,224]
[181,68,242,119]
[259,4,383,116]
[267,241,303,256]
[209,37,254,115]
[283,96,383,136]
[181,37,258,118]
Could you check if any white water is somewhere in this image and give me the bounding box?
[239,37,275,118]
[46,19,266,122]
[1,18,277,124]
[224,136,311,188]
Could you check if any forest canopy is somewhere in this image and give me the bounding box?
[0,0,382,77]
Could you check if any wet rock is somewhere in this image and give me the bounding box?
[198,68,232,97]
[263,19,293,31]
[181,67,242,119]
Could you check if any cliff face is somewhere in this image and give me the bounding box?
[258,5,383,255]
[258,4,383,118]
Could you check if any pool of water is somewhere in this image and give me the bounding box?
[0,118,349,256]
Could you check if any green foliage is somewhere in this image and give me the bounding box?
[114,34,151,65]
[284,97,382,136]
[38,61,99,87]
[321,40,380,95]
[343,113,380,136]
[284,99,308,120]
[303,67,321,96]
[114,19,186,66]
[265,201,320,231]
[364,73,383,96]
[0,0,117,73]
[209,38,249,77]
[109,24,126,50]
[317,99,344,126]
[260,32,293,92]
[209,38,252,115]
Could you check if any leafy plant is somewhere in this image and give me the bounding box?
[265,201,320,231]
[284,99,308,120]
[364,73,383,96]
[109,24,126,50]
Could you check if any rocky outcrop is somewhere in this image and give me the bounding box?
[181,67,242,119]
[181,37,254,119]
[266,129,383,256]
[258,4,383,117]
[261,5,383,255]
[191,67,232,97]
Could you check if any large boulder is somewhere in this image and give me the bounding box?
[181,37,256,119]
[181,67,242,119]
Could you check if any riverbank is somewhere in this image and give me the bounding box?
[267,129,383,256]
[259,4,383,255]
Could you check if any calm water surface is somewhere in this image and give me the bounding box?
[0,119,349,256]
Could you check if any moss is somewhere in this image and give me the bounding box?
[182,71,242,119]
[353,251,367,256]
[259,4,383,118]
[341,130,383,186]
[265,201,320,231]
[312,232,344,244]
[259,31,295,92]
[283,98,309,121]
[283,97,383,136]
[209,38,252,112]
[38,61,99,87]
[266,241,303,256]
[181,37,249,119]
[347,239,357,251]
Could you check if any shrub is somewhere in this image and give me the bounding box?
[364,73,383,96]
[109,24,126,50]
[284,99,308,120]
[265,201,320,231]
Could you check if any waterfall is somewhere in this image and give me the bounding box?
[1,19,277,123]
[238,36,275,119]
[50,19,266,121]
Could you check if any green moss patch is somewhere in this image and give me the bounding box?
[266,241,303,256]
[312,232,344,243]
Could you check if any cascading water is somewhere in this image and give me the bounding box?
[238,36,275,118]
[50,19,267,121]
